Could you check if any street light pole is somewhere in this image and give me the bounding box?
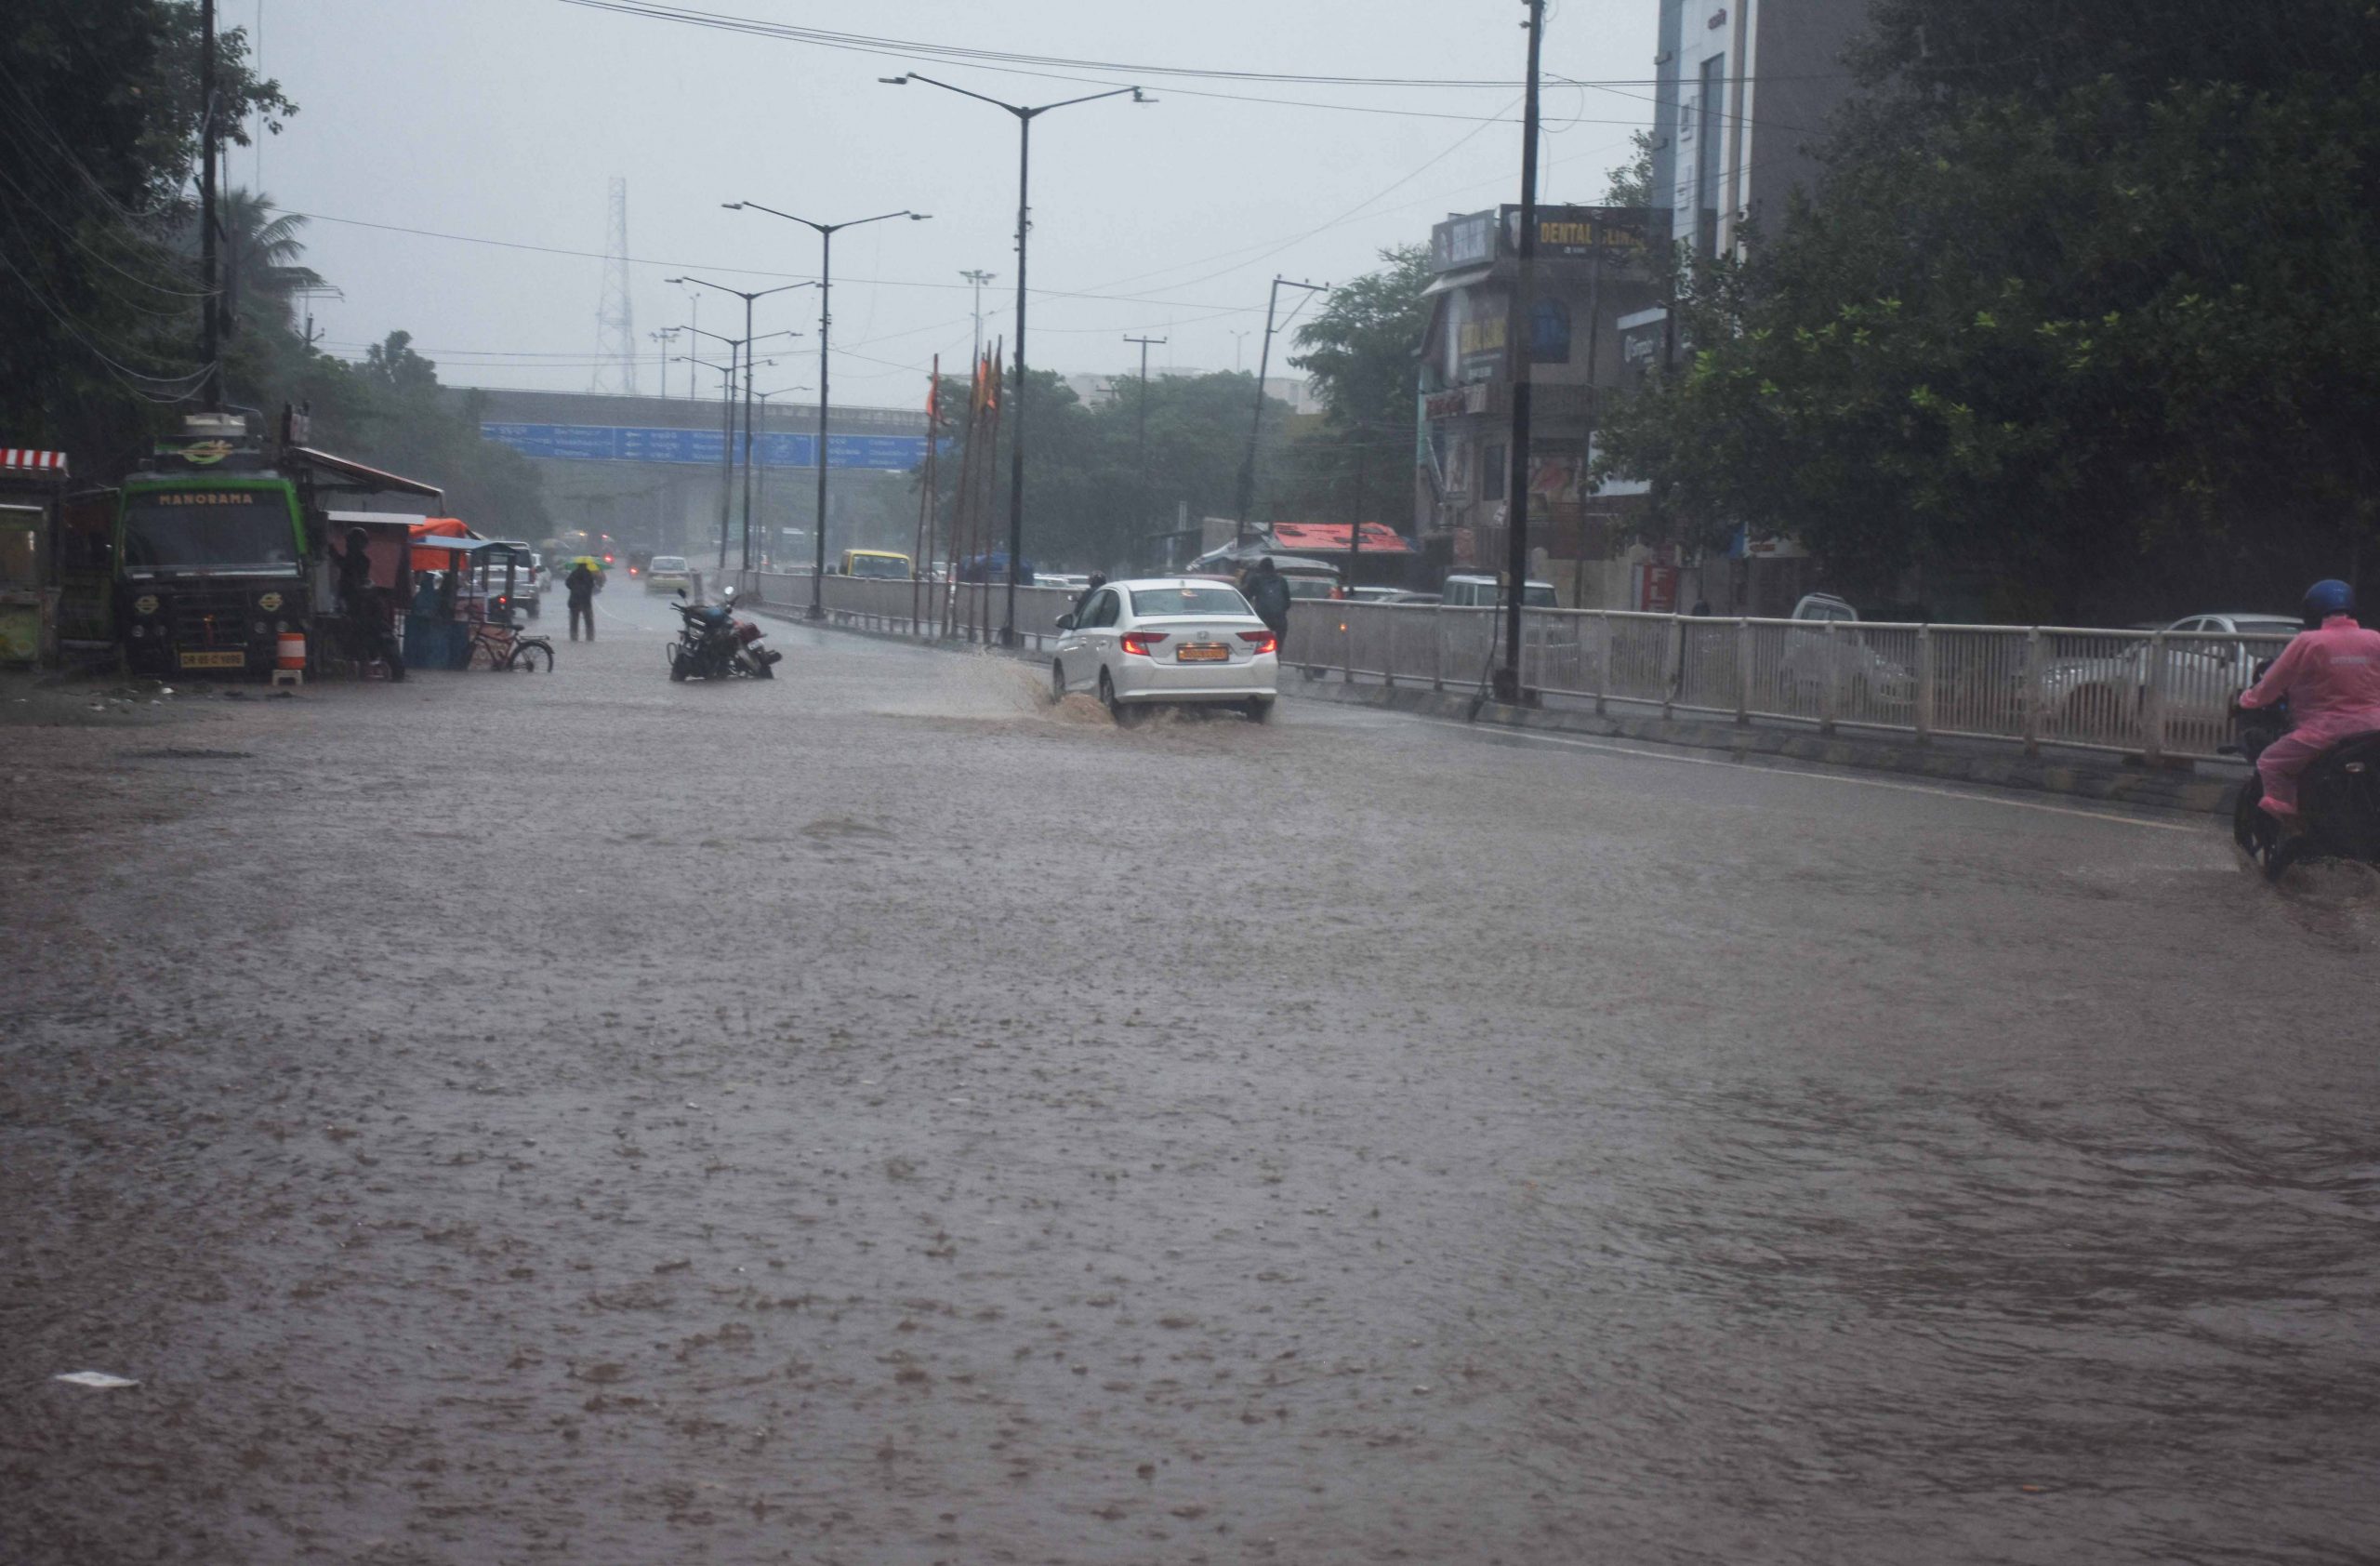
[1126,334,1166,571]
[750,383,808,565]
[882,73,1151,645]
[959,269,997,361]
[727,204,929,619]
[670,275,813,577]
[1495,0,1547,705]
[1236,275,1327,548]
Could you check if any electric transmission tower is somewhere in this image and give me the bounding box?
[591,176,640,395]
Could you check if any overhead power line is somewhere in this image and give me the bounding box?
[550,2,1844,92]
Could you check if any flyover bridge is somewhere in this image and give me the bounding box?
[455,388,934,560]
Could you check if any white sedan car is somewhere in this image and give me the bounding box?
[1051,577,1279,723]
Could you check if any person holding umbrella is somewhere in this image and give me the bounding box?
[565,558,599,643]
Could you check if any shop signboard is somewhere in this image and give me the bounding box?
[1455,290,1510,383]
[1430,209,1499,273]
[1505,205,1651,259]
[1635,561,1681,614]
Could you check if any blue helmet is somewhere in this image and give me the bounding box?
[2303,578,2356,626]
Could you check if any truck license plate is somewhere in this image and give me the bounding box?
[178,650,246,670]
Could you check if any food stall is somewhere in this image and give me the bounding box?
[0,448,70,666]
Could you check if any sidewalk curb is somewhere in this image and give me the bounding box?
[1289,675,2241,817]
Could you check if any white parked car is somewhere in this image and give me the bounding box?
[1051,577,1279,723]
[1778,592,1915,711]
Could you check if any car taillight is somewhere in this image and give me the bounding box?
[1236,630,1277,654]
[1119,631,1169,657]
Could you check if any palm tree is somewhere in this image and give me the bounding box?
[182,188,326,335]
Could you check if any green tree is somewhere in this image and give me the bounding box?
[1601,129,1656,208]
[217,191,326,336]
[926,368,1288,572]
[1282,246,1434,531]
[1595,0,2380,621]
[0,1,293,452]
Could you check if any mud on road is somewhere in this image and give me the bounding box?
[5,605,2378,1564]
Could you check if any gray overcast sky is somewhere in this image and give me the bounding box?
[251,0,1655,406]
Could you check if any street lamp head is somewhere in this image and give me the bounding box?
[721,202,744,211]
[910,213,932,221]
[665,275,685,285]
[879,75,908,85]
[1131,87,1154,103]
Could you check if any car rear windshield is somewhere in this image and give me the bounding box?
[650,557,687,571]
[122,489,297,571]
[1130,586,1251,617]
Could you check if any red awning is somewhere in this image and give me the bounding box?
[0,449,69,476]
[408,516,482,573]
[285,446,444,501]
[1269,522,1412,554]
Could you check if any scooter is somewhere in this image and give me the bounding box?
[668,585,782,682]
[2228,673,2380,880]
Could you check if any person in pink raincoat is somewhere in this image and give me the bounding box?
[2236,578,2380,819]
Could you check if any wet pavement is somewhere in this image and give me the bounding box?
[4,591,2377,1564]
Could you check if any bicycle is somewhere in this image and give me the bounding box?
[464,617,555,672]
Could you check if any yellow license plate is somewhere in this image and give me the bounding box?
[1176,644,1228,662]
[178,650,247,670]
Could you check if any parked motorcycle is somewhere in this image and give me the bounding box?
[2228,670,2380,880]
[668,586,782,682]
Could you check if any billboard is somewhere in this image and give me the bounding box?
[1429,209,1500,273]
[480,423,937,471]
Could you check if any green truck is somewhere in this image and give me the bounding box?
[114,412,443,677]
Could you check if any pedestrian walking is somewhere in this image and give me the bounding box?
[1243,556,1293,643]
[565,560,598,643]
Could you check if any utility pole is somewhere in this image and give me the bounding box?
[649,327,680,399]
[1235,275,1326,547]
[1231,328,1251,373]
[718,340,737,570]
[199,0,220,410]
[1125,335,1167,572]
[1494,0,1547,705]
[960,269,997,361]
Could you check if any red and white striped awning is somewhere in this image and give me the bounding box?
[0,449,69,476]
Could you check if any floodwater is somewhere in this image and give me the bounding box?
[4,593,2376,1565]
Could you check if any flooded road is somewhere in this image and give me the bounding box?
[5,597,2376,1564]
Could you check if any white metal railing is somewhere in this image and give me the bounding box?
[1285,602,2291,763]
[733,569,1080,652]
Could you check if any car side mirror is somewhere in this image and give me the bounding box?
[1056,613,1077,630]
